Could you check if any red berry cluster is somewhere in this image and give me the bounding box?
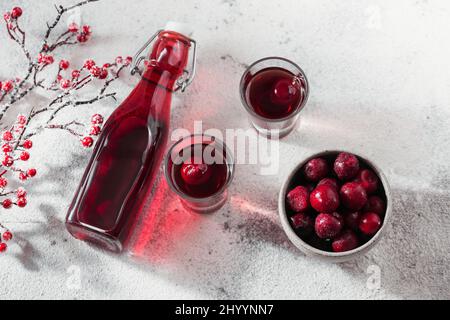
[286,152,386,253]
[81,114,104,148]
[0,114,36,209]
[1,187,28,209]
[115,56,133,66]
[54,55,128,91]
[0,226,13,253]
[67,23,92,43]
[37,53,55,65]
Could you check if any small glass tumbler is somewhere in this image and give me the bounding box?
[164,134,235,213]
[239,57,309,138]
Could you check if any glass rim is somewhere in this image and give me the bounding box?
[239,56,310,123]
[164,133,235,203]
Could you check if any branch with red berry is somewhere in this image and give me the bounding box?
[0,1,133,253]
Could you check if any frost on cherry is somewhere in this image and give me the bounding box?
[0,1,132,253]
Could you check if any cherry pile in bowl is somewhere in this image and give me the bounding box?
[285,152,387,253]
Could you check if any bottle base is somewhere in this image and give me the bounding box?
[249,115,300,139]
[179,190,229,214]
[65,221,123,253]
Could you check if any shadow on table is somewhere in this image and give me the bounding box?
[127,169,450,299]
[126,164,300,298]
[10,151,120,296]
[339,186,450,299]
[11,151,88,271]
[11,202,122,295]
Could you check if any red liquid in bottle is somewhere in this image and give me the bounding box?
[66,30,192,252]
[169,143,229,198]
[244,67,305,119]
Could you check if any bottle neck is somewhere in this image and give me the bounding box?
[140,68,179,92]
[141,31,191,92]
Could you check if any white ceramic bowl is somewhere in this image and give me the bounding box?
[278,150,392,262]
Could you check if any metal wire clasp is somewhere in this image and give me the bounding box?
[130,30,197,93]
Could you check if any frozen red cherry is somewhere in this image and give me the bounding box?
[16,187,26,198]
[27,168,37,177]
[2,198,12,209]
[356,169,378,194]
[11,7,22,19]
[16,114,27,125]
[90,66,102,77]
[332,229,358,252]
[59,59,70,70]
[2,231,12,241]
[344,211,361,232]
[317,177,338,191]
[290,212,313,236]
[20,151,30,161]
[22,139,32,149]
[363,195,385,216]
[359,212,382,235]
[340,182,368,210]
[124,56,133,65]
[304,158,328,182]
[90,125,101,136]
[0,243,7,253]
[334,152,360,180]
[98,68,108,79]
[71,69,80,79]
[2,80,14,92]
[315,212,343,239]
[0,177,7,188]
[91,114,103,124]
[82,25,92,35]
[16,197,27,207]
[60,79,71,89]
[68,22,79,33]
[310,185,340,213]
[84,59,95,70]
[38,54,54,65]
[81,136,94,147]
[2,143,12,153]
[286,185,309,212]
[270,78,299,105]
[181,161,212,185]
[2,155,13,167]
[77,33,88,43]
[19,172,28,181]
[2,131,13,141]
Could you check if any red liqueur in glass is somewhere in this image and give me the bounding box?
[240,57,309,138]
[66,28,194,252]
[245,67,304,119]
[171,144,228,198]
[165,135,234,213]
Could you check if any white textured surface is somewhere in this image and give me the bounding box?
[0,0,449,299]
